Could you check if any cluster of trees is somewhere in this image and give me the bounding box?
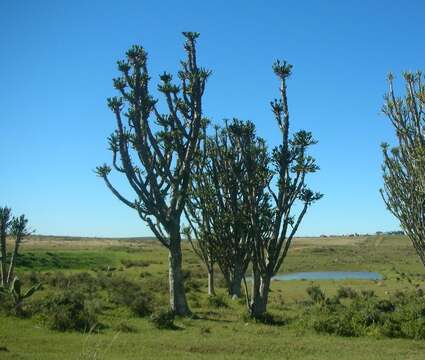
[97,32,321,317]
[96,31,425,319]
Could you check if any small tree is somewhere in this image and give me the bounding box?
[0,209,31,286]
[186,120,265,297]
[248,61,322,318]
[96,32,210,316]
[0,207,12,286]
[6,215,31,284]
[381,71,425,266]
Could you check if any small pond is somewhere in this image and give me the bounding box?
[271,271,383,281]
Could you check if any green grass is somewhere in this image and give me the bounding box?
[1,234,424,359]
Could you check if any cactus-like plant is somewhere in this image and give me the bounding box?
[97,32,210,316]
[381,71,425,267]
[247,61,322,318]
[3,276,41,312]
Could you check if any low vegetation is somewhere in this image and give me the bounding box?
[1,235,425,359]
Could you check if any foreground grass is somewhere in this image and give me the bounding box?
[1,234,424,359]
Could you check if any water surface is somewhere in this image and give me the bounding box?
[272,271,383,281]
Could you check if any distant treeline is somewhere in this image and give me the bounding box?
[319,231,405,238]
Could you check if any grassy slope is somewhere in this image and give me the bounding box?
[1,235,424,359]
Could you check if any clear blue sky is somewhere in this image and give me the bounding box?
[1,0,423,237]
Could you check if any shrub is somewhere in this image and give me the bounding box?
[306,286,325,303]
[360,289,375,299]
[336,286,357,299]
[129,296,153,317]
[380,318,402,338]
[0,291,15,315]
[302,288,425,340]
[120,259,150,268]
[318,313,357,337]
[44,272,98,293]
[150,310,177,330]
[41,290,99,332]
[207,294,228,308]
[100,276,153,317]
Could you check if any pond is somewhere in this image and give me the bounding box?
[271,271,383,281]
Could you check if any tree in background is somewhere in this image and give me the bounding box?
[6,215,31,284]
[97,32,211,316]
[0,207,32,286]
[186,120,263,297]
[0,207,12,286]
[248,61,322,318]
[381,71,425,266]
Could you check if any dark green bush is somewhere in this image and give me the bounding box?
[41,290,99,332]
[129,295,153,317]
[336,286,357,299]
[150,310,177,330]
[311,312,357,337]
[0,291,15,315]
[99,275,153,316]
[207,294,229,308]
[43,272,98,293]
[302,288,425,339]
[120,259,150,268]
[306,286,325,303]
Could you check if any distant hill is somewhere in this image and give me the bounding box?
[27,234,158,242]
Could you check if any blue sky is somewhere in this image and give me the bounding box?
[1,0,423,237]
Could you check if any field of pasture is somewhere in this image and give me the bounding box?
[1,234,425,360]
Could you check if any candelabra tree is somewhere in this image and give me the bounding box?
[247,61,322,318]
[96,32,210,316]
[0,207,32,286]
[0,206,12,287]
[185,120,266,297]
[381,71,425,267]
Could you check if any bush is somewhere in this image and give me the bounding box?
[129,296,153,317]
[302,288,425,339]
[306,286,325,303]
[44,272,98,293]
[207,294,228,308]
[99,275,153,316]
[120,259,150,268]
[150,310,177,330]
[336,286,357,299]
[0,291,15,315]
[311,313,357,337]
[41,290,99,332]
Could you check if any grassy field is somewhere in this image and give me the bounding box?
[1,234,425,359]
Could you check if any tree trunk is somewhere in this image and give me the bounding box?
[6,236,21,285]
[229,271,243,297]
[207,266,215,296]
[228,261,244,297]
[0,227,6,286]
[250,274,271,318]
[168,229,191,316]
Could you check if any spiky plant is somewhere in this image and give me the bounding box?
[381,71,425,266]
